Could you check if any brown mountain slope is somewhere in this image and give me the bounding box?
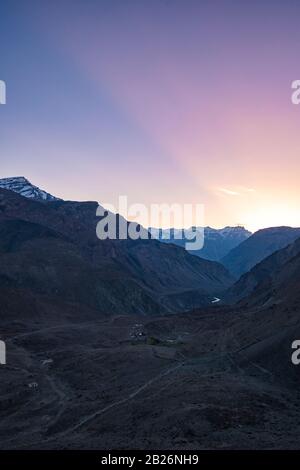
[0,218,162,316]
[0,188,234,313]
[225,236,300,307]
[221,226,300,278]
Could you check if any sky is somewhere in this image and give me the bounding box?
[1,0,300,232]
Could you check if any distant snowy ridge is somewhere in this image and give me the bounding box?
[150,226,251,240]
[149,225,252,262]
[0,177,61,201]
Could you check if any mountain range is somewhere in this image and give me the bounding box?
[225,235,300,306]
[150,225,251,261]
[221,226,300,278]
[0,178,234,315]
[1,176,300,449]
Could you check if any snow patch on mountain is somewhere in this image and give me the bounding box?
[0,177,61,202]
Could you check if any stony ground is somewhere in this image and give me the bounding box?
[1,304,300,449]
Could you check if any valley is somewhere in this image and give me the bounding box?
[1,301,300,449]
[0,177,300,450]
[2,0,300,456]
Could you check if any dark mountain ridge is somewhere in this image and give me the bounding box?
[0,186,234,314]
[225,236,300,305]
[221,226,300,278]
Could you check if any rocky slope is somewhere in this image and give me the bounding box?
[225,236,300,305]
[0,185,234,314]
[221,226,300,278]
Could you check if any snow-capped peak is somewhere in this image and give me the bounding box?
[0,177,61,202]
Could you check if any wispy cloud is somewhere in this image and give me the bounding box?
[218,187,239,196]
[217,186,256,197]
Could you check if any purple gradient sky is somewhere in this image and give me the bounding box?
[1,0,300,231]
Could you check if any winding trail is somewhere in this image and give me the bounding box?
[62,362,184,435]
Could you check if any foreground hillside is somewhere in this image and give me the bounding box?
[1,298,300,449]
[1,233,300,449]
